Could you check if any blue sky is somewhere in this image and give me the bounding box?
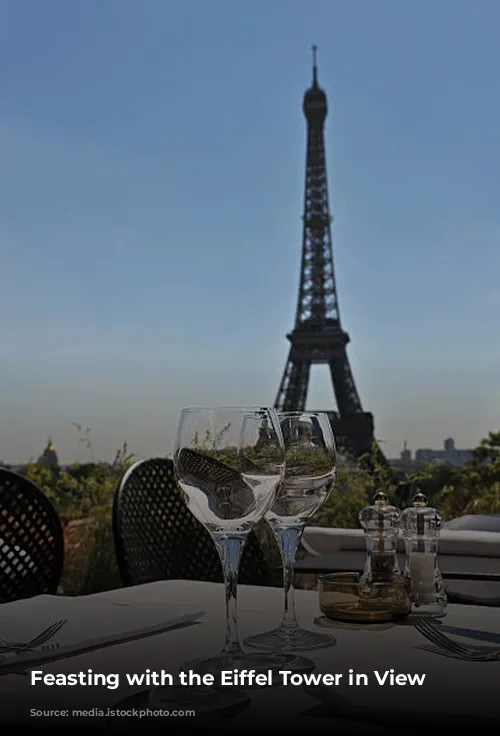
[1,0,499,463]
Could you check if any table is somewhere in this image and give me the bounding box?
[0,581,498,729]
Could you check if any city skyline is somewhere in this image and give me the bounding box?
[1,1,500,463]
[2,432,473,469]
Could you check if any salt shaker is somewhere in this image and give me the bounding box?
[359,492,401,584]
[401,492,447,617]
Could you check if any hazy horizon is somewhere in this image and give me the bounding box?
[1,0,500,465]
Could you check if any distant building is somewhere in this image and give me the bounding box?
[388,437,472,469]
[37,437,59,468]
[387,440,414,470]
[414,437,472,467]
[399,440,412,467]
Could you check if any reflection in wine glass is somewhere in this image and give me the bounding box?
[171,406,298,681]
[245,411,337,653]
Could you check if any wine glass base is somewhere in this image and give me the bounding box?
[182,650,315,687]
[244,625,336,652]
[314,615,395,631]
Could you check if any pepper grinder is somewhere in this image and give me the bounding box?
[401,492,447,617]
[359,492,401,584]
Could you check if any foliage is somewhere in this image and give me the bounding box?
[19,425,135,595]
[315,432,500,527]
[311,466,372,528]
[193,426,232,454]
[437,431,500,518]
[10,424,500,596]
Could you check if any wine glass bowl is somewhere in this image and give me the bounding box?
[175,408,284,533]
[245,411,337,653]
[176,446,275,530]
[267,413,335,522]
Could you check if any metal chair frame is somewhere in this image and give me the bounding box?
[0,468,64,602]
[113,457,272,587]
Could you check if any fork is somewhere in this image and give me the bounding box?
[8,642,61,677]
[0,620,67,652]
[414,618,500,661]
[418,644,500,662]
[39,643,60,652]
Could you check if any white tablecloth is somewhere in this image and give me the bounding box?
[0,581,498,729]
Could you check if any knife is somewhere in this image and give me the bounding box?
[439,624,500,645]
[302,684,500,727]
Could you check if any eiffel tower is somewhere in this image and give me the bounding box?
[275,48,379,461]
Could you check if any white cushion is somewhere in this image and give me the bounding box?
[302,527,500,558]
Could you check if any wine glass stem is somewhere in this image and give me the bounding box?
[275,526,302,630]
[213,534,245,658]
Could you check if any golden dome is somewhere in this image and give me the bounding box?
[38,437,59,467]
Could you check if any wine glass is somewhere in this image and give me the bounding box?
[172,406,297,680]
[244,411,337,652]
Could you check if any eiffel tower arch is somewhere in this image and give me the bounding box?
[275,48,382,462]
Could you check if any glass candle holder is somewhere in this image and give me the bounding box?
[318,572,411,624]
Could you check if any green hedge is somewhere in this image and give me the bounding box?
[14,430,500,595]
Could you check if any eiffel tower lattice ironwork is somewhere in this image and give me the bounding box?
[275,48,378,460]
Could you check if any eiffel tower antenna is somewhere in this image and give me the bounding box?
[312,45,318,84]
[274,50,384,462]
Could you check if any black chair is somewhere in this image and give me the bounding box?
[0,468,64,603]
[113,457,272,586]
